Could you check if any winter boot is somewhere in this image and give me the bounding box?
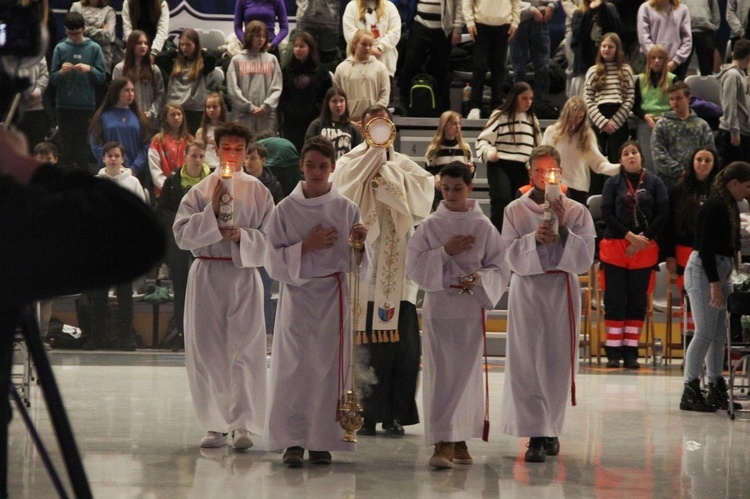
[707,377,742,411]
[680,379,717,412]
[623,346,641,369]
[605,346,622,368]
[429,442,455,468]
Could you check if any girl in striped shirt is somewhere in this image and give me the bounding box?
[584,32,635,193]
[476,82,541,231]
[425,110,474,211]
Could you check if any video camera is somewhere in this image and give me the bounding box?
[0,0,47,124]
[0,0,44,58]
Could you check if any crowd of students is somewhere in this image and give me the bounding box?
[12,0,750,473]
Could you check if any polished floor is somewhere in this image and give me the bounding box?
[7,352,750,498]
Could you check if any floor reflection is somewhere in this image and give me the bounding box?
[7,353,750,497]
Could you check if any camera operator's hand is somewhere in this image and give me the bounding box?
[73,63,91,74]
[0,129,40,185]
[60,62,75,74]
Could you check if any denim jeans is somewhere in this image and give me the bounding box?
[684,251,733,383]
[509,19,550,100]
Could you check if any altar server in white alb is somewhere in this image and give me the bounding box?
[406,162,509,469]
[331,105,434,436]
[499,145,595,463]
[264,136,369,467]
[174,123,275,450]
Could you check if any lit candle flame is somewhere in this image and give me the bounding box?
[221,160,235,179]
[545,167,561,185]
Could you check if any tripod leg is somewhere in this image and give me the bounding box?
[19,307,92,499]
[9,386,67,498]
[0,309,17,497]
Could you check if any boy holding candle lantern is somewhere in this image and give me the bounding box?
[173,122,275,451]
[406,162,509,469]
[499,145,596,463]
[263,136,368,467]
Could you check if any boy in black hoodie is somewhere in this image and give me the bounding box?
[244,142,284,349]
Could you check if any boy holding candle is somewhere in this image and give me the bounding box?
[264,136,368,467]
[174,123,275,450]
[499,145,596,463]
[406,162,509,469]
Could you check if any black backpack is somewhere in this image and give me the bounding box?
[533,99,560,120]
[407,73,440,117]
[46,319,84,349]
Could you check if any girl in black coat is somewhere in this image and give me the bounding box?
[279,31,332,152]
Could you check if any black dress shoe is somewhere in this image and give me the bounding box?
[606,359,620,368]
[546,437,560,456]
[524,437,548,463]
[308,450,332,465]
[357,420,376,436]
[383,419,405,437]
[624,359,641,369]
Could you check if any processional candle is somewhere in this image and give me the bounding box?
[218,159,236,227]
[544,167,563,244]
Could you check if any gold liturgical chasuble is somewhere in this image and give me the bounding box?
[332,143,434,340]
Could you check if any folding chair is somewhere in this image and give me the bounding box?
[684,75,722,107]
[726,292,750,419]
[651,262,682,363]
[579,264,595,364]
[195,28,227,52]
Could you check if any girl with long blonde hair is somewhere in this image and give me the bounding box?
[333,29,390,123]
[342,0,401,77]
[637,0,692,79]
[425,111,475,211]
[633,44,676,169]
[542,96,619,202]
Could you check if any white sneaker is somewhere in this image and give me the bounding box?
[200,431,227,448]
[467,108,481,120]
[232,429,254,450]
